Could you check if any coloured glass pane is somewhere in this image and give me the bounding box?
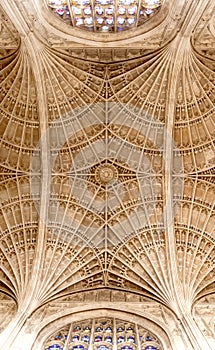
[47,0,162,32]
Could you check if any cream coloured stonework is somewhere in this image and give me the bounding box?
[0,0,214,349]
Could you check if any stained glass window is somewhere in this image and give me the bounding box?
[43,318,163,350]
[47,0,162,32]
[45,326,69,350]
[47,346,63,350]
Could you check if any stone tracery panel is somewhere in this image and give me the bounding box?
[0,6,20,59]
[192,1,215,64]
[0,292,16,334]
[173,177,215,304]
[193,294,215,349]
[0,176,39,300]
[0,46,39,172]
[173,48,215,173]
[0,2,215,349]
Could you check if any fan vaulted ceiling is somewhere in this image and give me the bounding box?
[0,0,215,349]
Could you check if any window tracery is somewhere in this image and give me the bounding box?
[47,0,162,32]
[44,318,163,350]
